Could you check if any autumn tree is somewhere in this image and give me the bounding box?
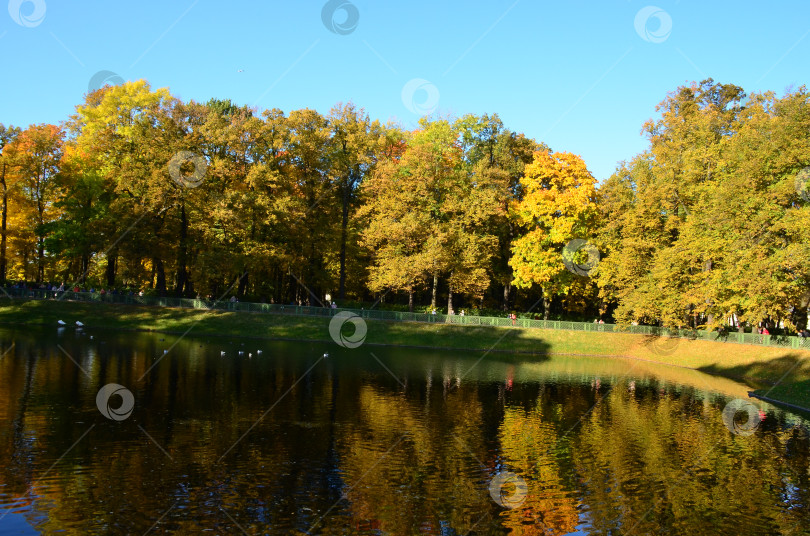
[454,113,543,310]
[70,80,176,291]
[0,124,21,283]
[43,144,110,283]
[510,151,598,319]
[3,124,65,282]
[327,102,385,300]
[597,80,810,331]
[360,118,502,312]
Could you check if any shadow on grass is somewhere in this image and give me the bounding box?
[750,379,810,414]
[697,352,810,384]
[0,299,557,357]
[696,352,810,409]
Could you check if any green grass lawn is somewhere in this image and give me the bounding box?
[3,298,810,410]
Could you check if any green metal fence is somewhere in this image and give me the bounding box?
[4,287,810,351]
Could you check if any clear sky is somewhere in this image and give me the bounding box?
[3,0,808,181]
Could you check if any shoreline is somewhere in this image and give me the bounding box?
[2,299,809,411]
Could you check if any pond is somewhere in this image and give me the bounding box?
[0,325,808,535]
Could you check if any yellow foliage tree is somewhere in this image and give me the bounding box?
[510,151,598,319]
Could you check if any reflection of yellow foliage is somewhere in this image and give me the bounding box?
[498,406,580,535]
[337,384,490,536]
[573,390,809,535]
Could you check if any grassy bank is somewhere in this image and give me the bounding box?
[2,299,809,410]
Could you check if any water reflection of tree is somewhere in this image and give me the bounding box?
[2,334,810,535]
[497,403,580,535]
[332,384,493,535]
[572,384,810,535]
[0,336,340,534]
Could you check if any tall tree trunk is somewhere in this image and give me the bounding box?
[176,204,189,296]
[36,172,45,283]
[704,260,713,327]
[338,179,350,300]
[0,162,7,284]
[408,286,414,313]
[80,254,89,284]
[237,271,249,297]
[431,273,438,309]
[37,237,44,284]
[105,248,117,288]
[154,258,166,296]
[794,291,810,332]
[542,288,550,321]
[502,281,511,312]
[447,285,454,315]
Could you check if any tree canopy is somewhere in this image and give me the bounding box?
[2,78,808,331]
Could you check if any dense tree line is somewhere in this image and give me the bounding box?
[0,79,808,330]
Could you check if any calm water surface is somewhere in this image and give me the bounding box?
[0,325,808,535]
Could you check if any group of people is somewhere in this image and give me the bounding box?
[6,281,146,297]
[429,308,467,316]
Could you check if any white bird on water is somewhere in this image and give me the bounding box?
[323,352,329,358]
[75,321,84,327]
[57,320,66,326]
[220,351,226,356]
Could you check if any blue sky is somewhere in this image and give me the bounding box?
[2,0,808,181]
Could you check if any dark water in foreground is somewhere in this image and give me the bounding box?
[0,326,808,535]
